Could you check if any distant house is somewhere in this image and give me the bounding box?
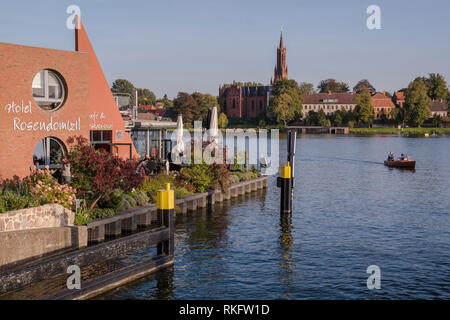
[392,91,405,107]
[372,92,395,120]
[302,92,357,116]
[429,100,449,118]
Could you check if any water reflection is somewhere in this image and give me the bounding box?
[278,214,296,298]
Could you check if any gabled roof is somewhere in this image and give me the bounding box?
[372,92,395,108]
[393,91,405,100]
[429,100,449,112]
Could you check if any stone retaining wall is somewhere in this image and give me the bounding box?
[0,204,74,233]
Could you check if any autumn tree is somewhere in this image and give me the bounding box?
[269,79,303,126]
[318,79,350,93]
[157,94,173,108]
[355,87,374,126]
[404,79,432,127]
[299,82,316,95]
[137,88,156,106]
[353,79,376,95]
[171,92,202,124]
[192,92,220,120]
[218,112,228,128]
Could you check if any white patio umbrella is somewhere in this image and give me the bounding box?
[209,106,219,143]
[175,114,185,157]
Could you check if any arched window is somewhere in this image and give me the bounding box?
[252,100,255,112]
[32,70,67,111]
[232,99,236,109]
[260,100,263,111]
[33,137,66,169]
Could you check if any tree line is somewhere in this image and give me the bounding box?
[110,79,228,128]
[269,74,449,127]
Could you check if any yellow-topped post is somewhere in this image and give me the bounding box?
[157,183,175,256]
[279,161,293,214]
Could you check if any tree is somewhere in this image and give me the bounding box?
[318,79,350,93]
[355,87,374,126]
[424,73,449,101]
[404,79,432,127]
[137,88,156,106]
[192,92,219,120]
[304,110,318,126]
[171,92,202,124]
[269,79,303,125]
[353,79,376,95]
[317,110,329,127]
[299,82,316,95]
[157,94,173,108]
[271,93,294,126]
[218,113,228,128]
[111,79,135,96]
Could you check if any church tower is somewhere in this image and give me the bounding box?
[272,30,288,84]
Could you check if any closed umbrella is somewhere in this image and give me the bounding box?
[175,114,185,156]
[209,106,218,143]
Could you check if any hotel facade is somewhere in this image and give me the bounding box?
[0,18,137,179]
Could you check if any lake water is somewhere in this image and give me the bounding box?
[98,135,450,299]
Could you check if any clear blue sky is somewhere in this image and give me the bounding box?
[1,0,449,99]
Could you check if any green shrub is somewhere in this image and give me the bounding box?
[179,163,212,193]
[229,174,240,184]
[0,190,38,213]
[116,199,132,213]
[98,188,124,209]
[73,208,116,226]
[123,194,137,208]
[130,190,149,206]
[174,187,192,199]
[140,173,176,202]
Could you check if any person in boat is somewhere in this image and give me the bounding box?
[400,154,406,161]
[387,152,394,161]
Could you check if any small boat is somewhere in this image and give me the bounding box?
[384,159,416,169]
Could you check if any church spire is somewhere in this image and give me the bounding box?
[279,27,284,48]
[273,28,288,83]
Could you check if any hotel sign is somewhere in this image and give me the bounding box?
[3,101,81,132]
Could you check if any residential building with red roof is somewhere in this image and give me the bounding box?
[393,91,405,107]
[372,92,395,120]
[302,92,357,116]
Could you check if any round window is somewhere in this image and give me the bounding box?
[33,137,66,169]
[32,70,66,111]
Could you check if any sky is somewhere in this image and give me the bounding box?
[1,0,450,99]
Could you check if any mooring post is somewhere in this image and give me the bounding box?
[157,183,174,256]
[279,162,293,214]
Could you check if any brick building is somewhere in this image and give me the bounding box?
[372,92,395,120]
[0,17,137,179]
[392,91,405,107]
[219,32,288,119]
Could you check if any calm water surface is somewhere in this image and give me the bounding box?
[99,135,450,299]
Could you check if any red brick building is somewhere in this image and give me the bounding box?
[393,91,405,107]
[219,32,288,119]
[0,18,137,179]
[372,92,395,120]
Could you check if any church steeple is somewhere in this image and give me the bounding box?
[272,28,288,85]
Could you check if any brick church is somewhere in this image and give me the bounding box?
[219,32,288,119]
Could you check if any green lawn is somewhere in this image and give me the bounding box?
[349,127,450,135]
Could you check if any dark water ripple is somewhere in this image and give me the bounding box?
[98,136,450,300]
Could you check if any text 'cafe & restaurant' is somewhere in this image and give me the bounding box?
[0,18,138,179]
